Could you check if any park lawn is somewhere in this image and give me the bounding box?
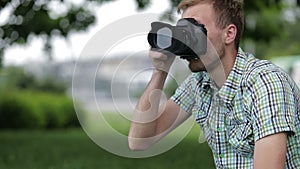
[0,114,215,169]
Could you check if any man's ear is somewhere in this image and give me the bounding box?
[224,24,237,45]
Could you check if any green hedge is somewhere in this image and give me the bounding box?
[0,90,83,129]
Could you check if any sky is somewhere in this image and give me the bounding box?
[3,0,177,65]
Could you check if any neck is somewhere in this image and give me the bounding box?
[208,48,237,88]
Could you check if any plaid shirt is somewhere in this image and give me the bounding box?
[171,49,300,168]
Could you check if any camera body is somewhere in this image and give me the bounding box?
[147,18,207,59]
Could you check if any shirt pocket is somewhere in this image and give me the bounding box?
[192,103,210,125]
[192,104,214,146]
[226,122,254,157]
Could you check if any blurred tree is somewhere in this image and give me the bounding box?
[0,0,299,69]
[0,0,97,69]
[257,17,300,58]
[2,66,67,93]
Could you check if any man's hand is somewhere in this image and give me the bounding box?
[149,49,175,73]
[253,132,287,169]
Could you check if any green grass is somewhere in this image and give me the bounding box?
[0,114,215,169]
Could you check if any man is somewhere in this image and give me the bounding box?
[128,0,300,168]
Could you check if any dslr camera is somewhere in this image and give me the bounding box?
[147,18,207,59]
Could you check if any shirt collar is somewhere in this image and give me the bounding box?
[218,48,248,104]
[200,72,211,88]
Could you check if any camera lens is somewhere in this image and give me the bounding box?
[156,27,172,49]
[171,28,192,53]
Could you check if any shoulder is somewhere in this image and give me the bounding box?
[241,53,290,88]
[240,53,300,105]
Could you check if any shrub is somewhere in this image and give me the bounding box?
[39,96,66,129]
[59,98,81,128]
[38,93,81,129]
[2,66,67,93]
[0,90,83,129]
[0,92,46,129]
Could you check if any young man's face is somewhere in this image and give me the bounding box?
[182,2,225,72]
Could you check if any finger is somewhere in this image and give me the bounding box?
[149,50,168,60]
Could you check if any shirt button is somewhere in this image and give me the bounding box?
[219,153,225,158]
[217,127,222,132]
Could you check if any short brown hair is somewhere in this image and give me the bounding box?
[178,0,244,50]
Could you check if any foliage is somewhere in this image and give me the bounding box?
[0,90,81,129]
[0,92,45,129]
[0,66,82,129]
[0,0,96,61]
[258,17,300,58]
[2,66,67,93]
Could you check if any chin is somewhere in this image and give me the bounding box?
[188,62,206,72]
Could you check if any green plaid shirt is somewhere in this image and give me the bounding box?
[171,48,300,168]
